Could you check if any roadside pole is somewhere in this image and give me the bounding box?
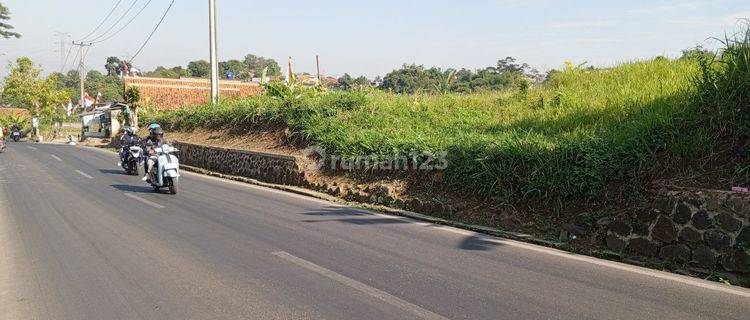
[316,55,321,83]
[209,0,219,105]
[72,42,92,111]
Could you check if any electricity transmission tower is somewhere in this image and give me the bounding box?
[54,31,71,71]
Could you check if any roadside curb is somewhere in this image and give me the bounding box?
[75,144,615,251]
[178,164,566,249]
[76,143,750,288]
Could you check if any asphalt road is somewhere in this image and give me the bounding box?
[0,142,749,320]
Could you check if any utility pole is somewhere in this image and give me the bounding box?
[54,31,70,71]
[208,0,219,105]
[316,55,321,83]
[72,41,92,110]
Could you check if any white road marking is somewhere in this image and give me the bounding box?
[51,154,62,162]
[124,193,165,209]
[26,146,37,150]
[273,251,448,320]
[75,144,750,296]
[432,226,750,298]
[74,170,93,179]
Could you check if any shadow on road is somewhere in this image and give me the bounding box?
[300,207,410,225]
[111,184,153,194]
[100,169,126,175]
[458,235,503,251]
[302,207,369,217]
[301,217,411,225]
[302,207,504,251]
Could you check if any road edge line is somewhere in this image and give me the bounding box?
[75,143,750,294]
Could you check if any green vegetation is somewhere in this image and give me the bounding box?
[695,27,750,134]
[1,57,68,122]
[143,26,750,204]
[145,54,281,80]
[380,57,541,94]
[0,112,29,131]
[144,58,704,201]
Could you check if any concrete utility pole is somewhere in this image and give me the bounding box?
[208,0,219,105]
[54,31,70,71]
[316,55,321,83]
[72,42,92,110]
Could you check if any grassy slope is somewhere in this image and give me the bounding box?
[144,59,704,203]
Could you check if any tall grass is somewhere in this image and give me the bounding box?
[144,58,703,201]
[696,23,750,134]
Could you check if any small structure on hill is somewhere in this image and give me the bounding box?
[77,103,133,139]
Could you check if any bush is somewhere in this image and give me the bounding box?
[695,24,750,134]
[145,58,706,202]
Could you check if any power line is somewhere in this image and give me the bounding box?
[128,0,175,64]
[91,0,154,44]
[76,0,124,42]
[60,45,74,73]
[86,0,140,43]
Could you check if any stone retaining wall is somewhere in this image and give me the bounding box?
[602,188,750,273]
[173,141,305,186]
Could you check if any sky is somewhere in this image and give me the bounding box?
[1,0,749,78]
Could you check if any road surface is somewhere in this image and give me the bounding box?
[0,142,748,319]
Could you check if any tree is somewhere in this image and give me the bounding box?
[243,54,281,77]
[379,57,535,93]
[0,57,68,120]
[353,76,370,88]
[380,64,443,93]
[187,60,210,78]
[337,73,353,90]
[680,45,715,61]
[495,56,529,74]
[85,70,123,102]
[104,57,131,77]
[144,66,188,79]
[219,59,249,80]
[0,3,20,39]
[105,56,120,76]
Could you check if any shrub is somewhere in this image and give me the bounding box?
[145,58,705,202]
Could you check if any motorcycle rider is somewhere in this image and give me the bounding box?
[10,124,20,141]
[141,124,170,182]
[119,127,141,166]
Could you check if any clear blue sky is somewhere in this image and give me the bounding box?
[1,0,749,78]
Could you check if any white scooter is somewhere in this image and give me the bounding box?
[146,144,180,194]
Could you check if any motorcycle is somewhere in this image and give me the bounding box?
[146,144,180,194]
[11,130,20,142]
[119,145,143,175]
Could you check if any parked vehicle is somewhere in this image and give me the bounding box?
[146,144,180,194]
[120,145,143,175]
